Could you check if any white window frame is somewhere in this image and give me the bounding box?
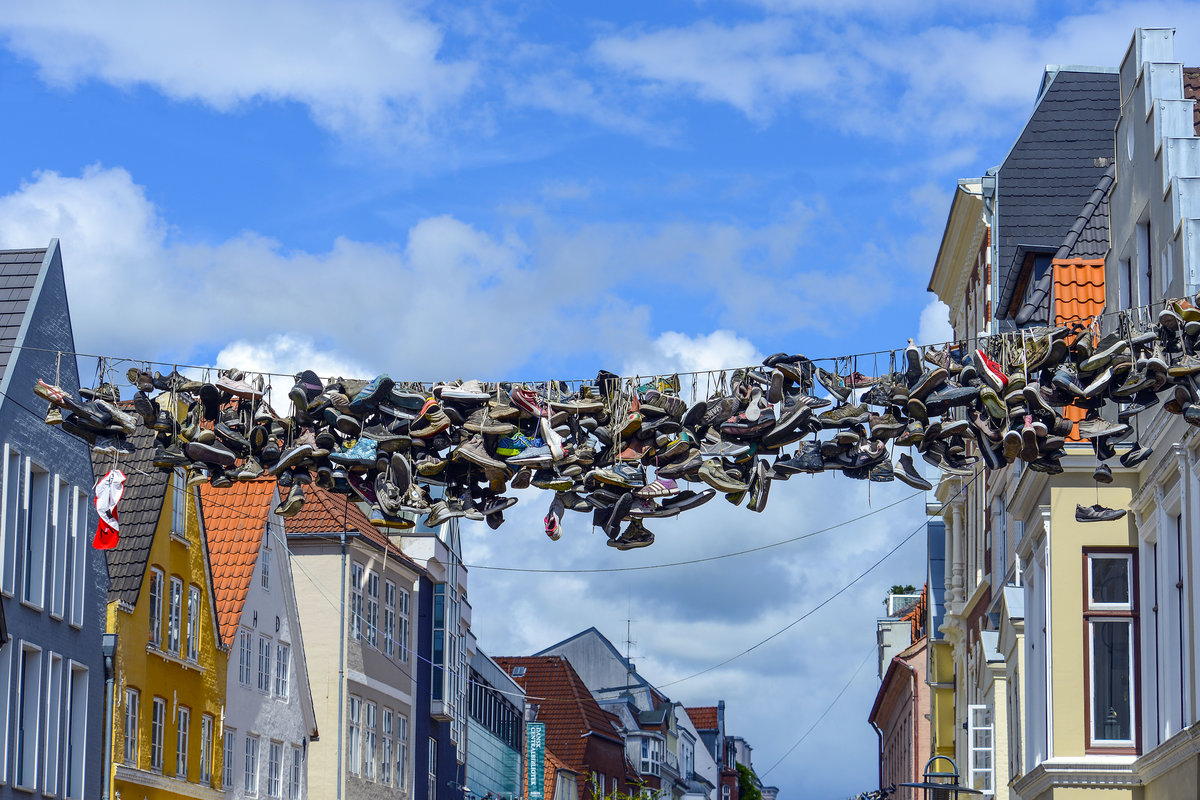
[124,688,140,765]
[364,700,377,780]
[224,729,236,790]
[171,469,186,534]
[275,643,290,698]
[427,737,437,800]
[1,444,21,596]
[267,740,283,798]
[0,643,11,782]
[148,568,164,647]
[168,576,183,655]
[350,563,364,640]
[43,652,63,795]
[239,628,253,686]
[64,662,88,799]
[1086,550,1138,751]
[51,477,69,619]
[398,715,408,790]
[258,636,272,693]
[967,704,994,793]
[69,487,86,627]
[347,695,362,776]
[398,588,410,663]
[381,707,393,785]
[15,641,43,791]
[262,545,271,590]
[245,734,260,796]
[177,706,191,779]
[365,570,379,648]
[150,696,166,773]
[383,580,396,657]
[289,746,302,800]
[200,714,214,784]
[23,462,48,610]
[187,584,201,662]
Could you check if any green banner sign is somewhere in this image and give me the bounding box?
[527,722,546,800]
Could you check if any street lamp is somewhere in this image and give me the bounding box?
[897,756,982,800]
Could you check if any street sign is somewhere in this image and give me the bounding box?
[527,722,546,800]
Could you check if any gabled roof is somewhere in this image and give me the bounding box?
[283,485,417,568]
[0,248,44,385]
[93,426,170,606]
[494,655,623,774]
[685,706,718,732]
[199,479,276,647]
[995,69,1120,319]
[535,625,667,705]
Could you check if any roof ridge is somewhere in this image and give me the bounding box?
[1055,164,1116,260]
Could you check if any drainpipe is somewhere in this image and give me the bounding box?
[336,531,347,800]
[101,632,117,800]
[870,719,884,793]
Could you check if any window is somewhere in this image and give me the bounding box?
[187,585,201,662]
[365,570,379,648]
[347,695,362,775]
[1136,221,1152,307]
[64,663,88,799]
[289,746,302,800]
[363,701,377,780]
[172,469,187,534]
[148,568,164,646]
[397,587,411,663]
[350,563,364,640]
[224,729,236,790]
[1085,550,1138,750]
[261,546,270,590]
[398,715,409,790]
[1118,259,1133,310]
[640,737,662,776]
[722,786,731,800]
[239,629,253,686]
[69,487,86,627]
[1,445,22,596]
[151,697,166,772]
[428,737,437,800]
[23,464,48,608]
[245,734,260,795]
[381,708,393,785]
[124,688,140,764]
[383,580,396,657]
[967,704,994,792]
[51,478,69,619]
[176,706,190,778]
[15,643,43,790]
[200,715,214,784]
[275,643,290,698]
[258,636,272,693]
[168,577,183,654]
[44,653,63,796]
[268,741,283,797]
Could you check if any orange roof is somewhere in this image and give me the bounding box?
[685,706,718,731]
[283,484,417,567]
[1052,259,1104,326]
[545,748,574,799]
[199,480,276,647]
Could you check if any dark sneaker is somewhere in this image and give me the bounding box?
[185,439,237,468]
[661,488,716,512]
[1080,333,1128,371]
[349,374,395,412]
[895,453,932,490]
[1120,442,1153,468]
[269,442,313,475]
[1051,364,1085,398]
[92,434,135,456]
[908,367,947,401]
[604,492,634,540]
[868,412,905,440]
[905,338,922,384]
[818,403,870,428]
[1075,503,1127,523]
[1093,463,1113,484]
[868,460,894,483]
[894,420,925,448]
[747,460,770,512]
[609,519,654,550]
[274,484,305,518]
[592,463,646,489]
[816,368,851,402]
[454,435,506,471]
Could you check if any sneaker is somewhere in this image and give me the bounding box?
[269,442,313,474]
[1120,442,1153,468]
[608,519,654,550]
[495,434,543,458]
[506,444,555,468]
[818,403,870,428]
[747,460,771,512]
[1075,503,1128,523]
[454,435,506,471]
[591,463,646,489]
[274,484,305,518]
[1093,463,1114,484]
[509,386,548,417]
[1078,417,1131,441]
[974,349,1008,391]
[697,460,748,493]
[603,492,634,540]
[894,453,932,490]
[544,494,564,541]
[328,437,377,467]
[185,439,237,468]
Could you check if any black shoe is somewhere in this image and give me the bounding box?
[1075,503,1127,523]
[604,492,633,540]
[1093,463,1113,484]
[1120,442,1153,468]
[894,454,932,490]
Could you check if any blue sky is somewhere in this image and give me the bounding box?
[3,2,1199,797]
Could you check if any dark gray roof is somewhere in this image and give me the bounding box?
[996,70,1119,317]
[0,249,46,384]
[94,426,169,605]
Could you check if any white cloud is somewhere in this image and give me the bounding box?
[0,0,474,141]
[918,299,953,346]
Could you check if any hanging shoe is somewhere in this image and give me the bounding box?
[1075,503,1127,523]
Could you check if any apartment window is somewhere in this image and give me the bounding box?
[245,734,260,795]
[1086,550,1138,750]
[239,629,253,686]
[168,577,183,654]
[124,688,140,764]
[428,737,437,800]
[722,786,731,800]
[258,636,272,693]
[1118,259,1133,310]
[261,546,270,590]
[967,704,994,792]
[69,487,86,626]
[148,568,164,646]
[289,746,302,800]
[151,697,166,772]
[381,708,394,785]
[1136,221,1152,307]
[200,714,214,784]
[347,695,362,775]
[268,741,283,797]
[23,464,48,608]
[51,478,69,619]
[398,715,409,790]
[43,653,63,796]
[224,729,235,790]
[640,737,662,776]
[275,643,290,698]
[15,643,43,790]
[398,587,411,663]
[177,706,190,779]
[187,584,201,662]
[350,562,364,639]
[363,701,377,780]
[172,469,186,533]
[383,580,396,657]
[1,445,22,596]
[365,571,379,648]
[64,663,88,799]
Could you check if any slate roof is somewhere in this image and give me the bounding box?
[1185,69,1200,135]
[685,706,718,732]
[494,655,623,774]
[93,426,170,605]
[995,69,1119,320]
[199,479,275,647]
[0,249,45,384]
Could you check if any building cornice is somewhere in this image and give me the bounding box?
[1012,756,1139,796]
[113,765,225,800]
[1134,723,1200,785]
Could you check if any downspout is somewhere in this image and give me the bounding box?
[101,632,116,800]
[336,531,347,800]
[870,719,884,793]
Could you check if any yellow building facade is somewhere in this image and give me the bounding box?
[103,433,228,800]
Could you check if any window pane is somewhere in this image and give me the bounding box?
[1093,620,1132,742]
[1092,558,1129,605]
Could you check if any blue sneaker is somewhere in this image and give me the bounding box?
[495,434,542,457]
[349,374,394,412]
[328,437,377,467]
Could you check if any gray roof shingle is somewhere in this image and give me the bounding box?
[0,249,44,385]
[93,426,169,605]
[996,70,1120,319]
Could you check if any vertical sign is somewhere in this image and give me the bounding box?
[527,722,546,800]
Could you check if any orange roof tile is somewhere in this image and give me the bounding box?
[684,706,718,731]
[199,480,276,647]
[1052,259,1104,327]
[283,485,418,568]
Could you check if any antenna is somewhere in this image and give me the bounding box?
[624,615,637,695]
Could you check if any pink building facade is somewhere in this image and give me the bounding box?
[869,636,930,800]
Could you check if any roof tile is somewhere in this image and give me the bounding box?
[199,480,276,647]
[684,706,718,731]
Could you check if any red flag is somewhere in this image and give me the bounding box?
[93,469,127,550]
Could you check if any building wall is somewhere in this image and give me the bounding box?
[109,486,227,800]
[0,243,108,800]
[466,718,520,798]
